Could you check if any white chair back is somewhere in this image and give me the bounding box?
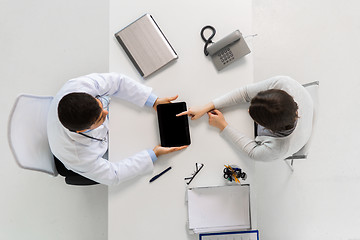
[285,81,319,170]
[8,94,58,176]
[295,81,319,157]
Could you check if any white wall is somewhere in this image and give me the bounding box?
[253,0,360,239]
[0,1,109,239]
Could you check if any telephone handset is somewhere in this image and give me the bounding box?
[201,26,251,71]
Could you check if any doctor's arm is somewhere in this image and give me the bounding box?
[71,150,155,186]
[87,73,180,110]
[75,147,187,186]
[80,72,154,107]
[152,95,179,111]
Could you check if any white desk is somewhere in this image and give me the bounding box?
[108,1,255,239]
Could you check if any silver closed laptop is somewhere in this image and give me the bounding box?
[115,14,178,78]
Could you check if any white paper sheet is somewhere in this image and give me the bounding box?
[187,185,251,232]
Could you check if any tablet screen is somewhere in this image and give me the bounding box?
[157,102,191,147]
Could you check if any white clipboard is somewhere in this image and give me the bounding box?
[187,184,251,234]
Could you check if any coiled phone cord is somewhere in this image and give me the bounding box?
[201,26,257,56]
[200,25,216,56]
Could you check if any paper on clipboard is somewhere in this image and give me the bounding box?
[187,185,251,233]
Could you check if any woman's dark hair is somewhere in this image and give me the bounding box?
[249,89,298,132]
[58,92,101,131]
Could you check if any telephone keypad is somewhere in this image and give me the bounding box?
[218,47,234,65]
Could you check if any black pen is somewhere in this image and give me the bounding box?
[149,166,172,183]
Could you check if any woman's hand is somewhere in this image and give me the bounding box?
[207,109,228,131]
[176,102,215,120]
[153,95,178,111]
[153,145,188,157]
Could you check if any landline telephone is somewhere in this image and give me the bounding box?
[201,25,251,71]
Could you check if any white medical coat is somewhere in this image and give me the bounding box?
[47,73,155,185]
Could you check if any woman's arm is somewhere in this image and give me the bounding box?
[176,102,215,120]
[212,76,290,109]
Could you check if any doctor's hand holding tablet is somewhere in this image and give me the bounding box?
[153,95,189,156]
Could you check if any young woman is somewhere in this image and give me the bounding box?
[178,76,313,161]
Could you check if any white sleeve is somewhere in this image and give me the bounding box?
[63,149,154,186]
[64,72,153,107]
[220,125,285,162]
[212,76,293,109]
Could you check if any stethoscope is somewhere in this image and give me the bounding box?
[77,131,107,143]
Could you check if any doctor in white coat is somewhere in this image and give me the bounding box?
[47,72,187,186]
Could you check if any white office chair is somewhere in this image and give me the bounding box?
[8,94,99,185]
[8,94,58,176]
[285,81,319,171]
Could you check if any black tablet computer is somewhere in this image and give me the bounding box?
[157,102,191,147]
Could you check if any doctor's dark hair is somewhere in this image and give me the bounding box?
[58,92,102,131]
[249,89,298,132]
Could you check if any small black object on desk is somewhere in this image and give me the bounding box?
[149,166,172,183]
